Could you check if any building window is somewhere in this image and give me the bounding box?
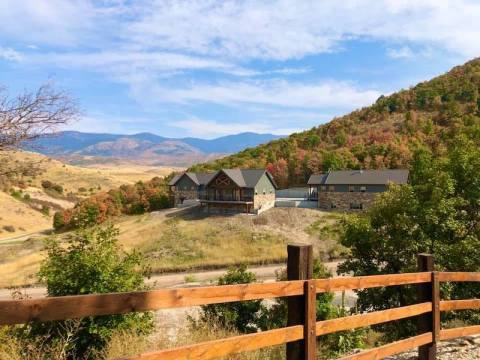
[330,202,337,209]
[350,203,363,210]
[328,185,335,192]
[349,185,355,192]
[360,186,366,192]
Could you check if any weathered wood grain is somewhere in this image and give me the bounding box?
[440,299,480,311]
[314,272,431,293]
[304,279,316,360]
[438,272,480,282]
[315,302,432,336]
[440,326,480,341]
[122,325,303,360]
[0,281,305,325]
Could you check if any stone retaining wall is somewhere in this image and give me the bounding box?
[318,191,377,211]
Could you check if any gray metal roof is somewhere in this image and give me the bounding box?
[308,169,409,185]
[168,172,215,186]
[307,174,328,185]
[205,169,277,189]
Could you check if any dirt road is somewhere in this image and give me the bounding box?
[0,261,342,300]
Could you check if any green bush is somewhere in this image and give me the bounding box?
[196,265,266,333]
[52,211,65,230]
[14,225,154,358]
[41,205,50,216]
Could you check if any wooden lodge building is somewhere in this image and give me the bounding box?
[169,169,277,214]
[308,169,409,210]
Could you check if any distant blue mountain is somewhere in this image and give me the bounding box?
[25,131,284,165]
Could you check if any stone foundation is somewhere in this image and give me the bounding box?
[254,193,276,214]
[318,192,377,211]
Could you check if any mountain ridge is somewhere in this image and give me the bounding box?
[26,131,284,166]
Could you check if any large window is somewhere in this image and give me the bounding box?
[360,186,366,192]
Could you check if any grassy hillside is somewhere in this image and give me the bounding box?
[0,207,342,288]
[1,151,180,194]
[0,150,182,239]
[0,192,52,239]
[191,58,480,187]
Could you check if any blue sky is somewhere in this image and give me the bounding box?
[0,1,479,139]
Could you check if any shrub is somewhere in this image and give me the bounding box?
[3,225,15,233]
[15,225,154,358]
[41,205,50,216]
[41,180,53,189]
[195,265,267,333]
[54,177,171,231]
[52,211,65,230]
[52,184,63,194]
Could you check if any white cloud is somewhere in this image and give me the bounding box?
[0,46,23,61]
[4,1,480,60]
[172,118,297,138]
[134,79,381,109]
[122,0,480,60]
[30,51,240,75]
[387,46,415,59]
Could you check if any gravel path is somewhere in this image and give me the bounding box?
[388,335,480,360]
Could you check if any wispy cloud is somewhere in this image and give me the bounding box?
[387,46,415,59]
[0,46,23,61]
[136,79,381,109]
[172,118,298,138]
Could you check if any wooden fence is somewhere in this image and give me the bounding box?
[1,244,480,360]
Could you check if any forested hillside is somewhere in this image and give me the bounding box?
[190,58,480,187]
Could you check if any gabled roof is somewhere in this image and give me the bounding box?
[307,174,328,185]
[308,169,409,185]
[205,169,277,189]
[168,172,215,186]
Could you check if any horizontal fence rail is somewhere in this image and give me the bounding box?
[2,247,480,360]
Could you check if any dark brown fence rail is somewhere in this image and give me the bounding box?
[1,245,479,360]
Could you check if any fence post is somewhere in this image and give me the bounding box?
[287,244,314,360]
[417,253,439,360]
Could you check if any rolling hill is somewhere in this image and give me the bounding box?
[0,151,181,239]
[190,58,480,187]
[26,131,283,166]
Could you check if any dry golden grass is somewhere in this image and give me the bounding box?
[0,150,182,240]
[2,150,182,195]
[101,322,285,360]
[0,192,52,241]
[0,321,284,360]
[81,163,183,184]
[0,207,340,288]
[117,207,339,273]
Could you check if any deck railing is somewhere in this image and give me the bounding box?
[198,194,254,202]
[1,245,480,360]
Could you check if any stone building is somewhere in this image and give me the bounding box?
[169,169,277,214]
[168,172,214,205]
[308,169,409,211]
